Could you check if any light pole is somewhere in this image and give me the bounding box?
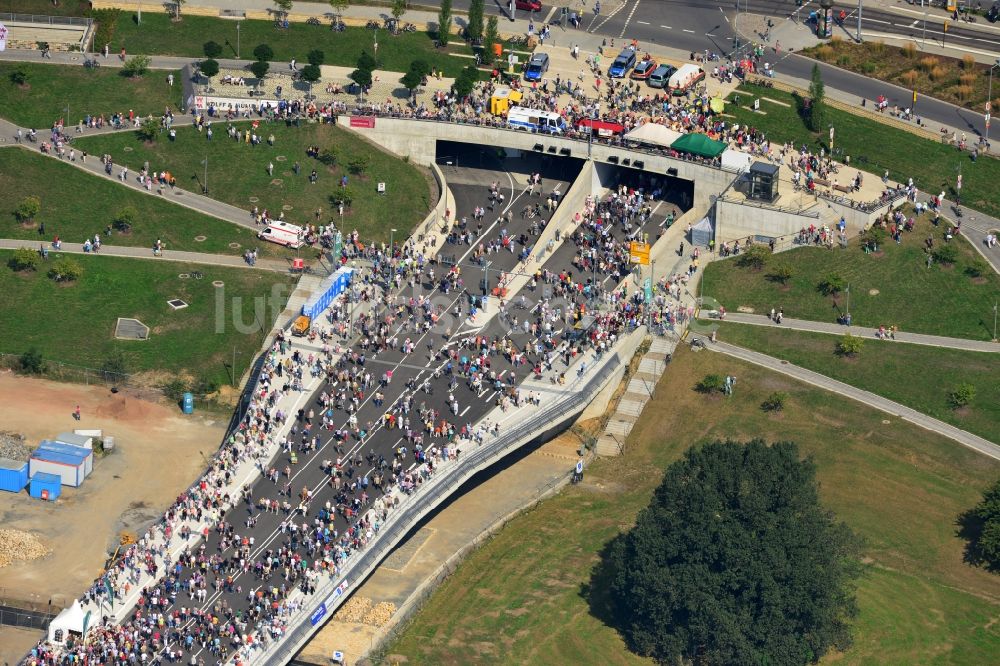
[993,300,998,341]
[856,0,863,42]
[236,20,241,59]
[202,156,209,194]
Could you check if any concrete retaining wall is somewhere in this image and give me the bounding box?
[715,198,820,244]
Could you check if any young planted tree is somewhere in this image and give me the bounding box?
[960,477,1000,570]
[467,0,485,43]
[113,206,137,232]
[328,0,348,17]
[49,257,84,282]
[808,62,826,132]
[300,63,322,97]
[8,247,39,272]
[349,67,373,89]
[250,60,271,80]
[307,49,325,67]
[174,0,186,20]
[122,55,151,78]
[437,0,453,47]
[274,0,293,20]
[253,43,275,62]
[137,117,159,142]
[391,0,407,33]
[401,68,422,97]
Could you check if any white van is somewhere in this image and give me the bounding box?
[506,107,566,134]
[258,220,305,248]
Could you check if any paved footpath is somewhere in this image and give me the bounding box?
[715,312,999,352]
[0,238,289,272]
[699,338,1000,459]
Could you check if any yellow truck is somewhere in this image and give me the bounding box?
[292,315,311,337]
[490,87,523,116]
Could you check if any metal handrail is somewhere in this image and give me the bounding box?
[253,355,621,666]
[0,13,91,26]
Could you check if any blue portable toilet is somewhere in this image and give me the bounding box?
[0,458,29,493]
[30,472,62,501]
[183,392,194,414]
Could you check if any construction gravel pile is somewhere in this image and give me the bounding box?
[0,431,31,461]
[333,597,397,626]
[0,529,51,568]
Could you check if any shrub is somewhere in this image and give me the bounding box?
[9,69,27,85]
[928,66,948,82]
[192,374,220,396]
[136,117,159,142]
[955,85,974,101]
[818,274,845,296]
[836,55,850,67]
[761,391,788,412]
[161,378,188,402]
[736,244,771,270]
[919,55,939,71]
[200,58,220,81]
[250,60,270,80]
[318,149,338,167]
[113,206,137,232]
[859,225,885,247]
[347,155,370,175]
[121,54,151,78]
[814,45,834,61]
[331,187,354,207]
[349,68,373,88]
[871,40,887,56]
[19,348,45,374]
[696,374,725,394]
[962,54,977,71]
[203,40,223,58]
[49,257,83,282]
[860,61,877,74]
[948,383,976,408]
[307,49,325,67]
[836,333,864,357]
[253,43,274,62]
[101,350,128,383]
[960,73,976,87]
[300,64,322,85]
[8,247,39,272]
[965,259,989,278]
[932,243,958,265]
[14,196,41,224]
[766,263,793,284]
[899,69,918,86]
[902,42,917,59]
[89,8,122,52]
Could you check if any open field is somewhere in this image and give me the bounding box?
[0,148,290,257]
[727,82,1000,218]
[73,123,434,243]
[106,13,475,77]
[714,322,1000,444]
[0,250,294,386]
[701,210,1000,340]
[0,61,182,129]
[382,346,1000,665]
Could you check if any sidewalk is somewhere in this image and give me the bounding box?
[0,238,288,272]
[700,338,1000,458]
[714,312,1000,351]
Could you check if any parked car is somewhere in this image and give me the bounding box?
[648,64,676,88]
[608,48,637,78]
[524,52,549,82]
[631,59,657,80]
[516,0,543,11]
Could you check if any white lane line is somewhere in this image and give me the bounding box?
[706,32,716,36]
[724,15,730,23]
[661,24,672,29]
[460,405,471,416]
[864,17,890,24]
[637,20,650,24]
[619,0,643,38]
[683,28,695,33]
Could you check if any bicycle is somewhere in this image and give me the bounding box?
[306,16,321,25]
[191,270,204,279]
[402,22,417,33]
[366,19,380,30]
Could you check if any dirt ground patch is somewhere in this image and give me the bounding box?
[0,371,224,606]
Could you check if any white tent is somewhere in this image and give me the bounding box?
[625,123,683,148]
[48,599,90,644]
[720,149,752,173]
[691,217,715,247]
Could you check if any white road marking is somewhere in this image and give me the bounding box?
[619,0,643,38]
[661,24,672,29]
[460,405,471,416]
[683,28,695,33]
[637,20,650,24]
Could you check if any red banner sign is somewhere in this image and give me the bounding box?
[349,116,376,128]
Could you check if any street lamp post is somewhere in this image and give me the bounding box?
[986,58,1000,139]
[856,0,863,42]
[993,300,998,341]
[236,21,241,59]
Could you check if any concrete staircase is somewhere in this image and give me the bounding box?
[594,336,677,456]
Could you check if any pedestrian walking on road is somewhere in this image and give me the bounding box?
[73,405,81,421]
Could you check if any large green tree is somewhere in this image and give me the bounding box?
[960,478,1000,571]
[483,15,500,67]
[467,0,485,43]
[437,0,452,47]
[601,439,861,666]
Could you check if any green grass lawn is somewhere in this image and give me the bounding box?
[0,148,285,257]
[105,13,474,77]
[0,250,293,386]
[727,82,1000,218]
[383,346,1000,665]
[73,122,433,243]
[6,0,91,17]
[701,209,1000,340]
[714,321,1000,444]
[0,61,182,129]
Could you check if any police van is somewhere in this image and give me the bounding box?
[506,107,566,134]
[258,220,305,248]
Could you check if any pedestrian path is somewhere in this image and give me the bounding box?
[0,238,289,272]
[714,312,999,352]
[700,337,1000,459]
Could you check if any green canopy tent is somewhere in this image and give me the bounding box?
[670,132,727,159]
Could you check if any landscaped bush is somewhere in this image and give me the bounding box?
[8,247,39,272]
[836,333,864,357]
[948,383,976,408]
[761,391,788,412]
[696,374,725,394]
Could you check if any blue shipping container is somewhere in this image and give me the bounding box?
[0,458,29,493]
[30,472,62,501]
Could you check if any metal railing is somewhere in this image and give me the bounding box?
[253,354,622,666]
[718,195,820,218]
[0,13,91,27]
